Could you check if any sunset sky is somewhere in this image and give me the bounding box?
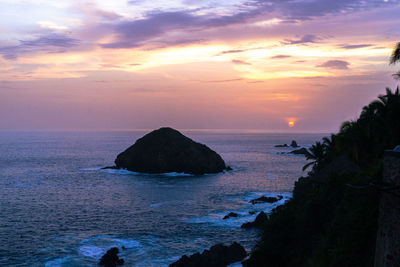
[0,0,399,132]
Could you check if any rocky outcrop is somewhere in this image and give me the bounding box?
[223,212,239,220]
[99,247,124,266]
[170,242,247,267]
[111,127,227,175]
[275,140,299,148]
[250,195,282,204]
[241,212,268,229]
[290,140,299,147]
[289,148,308,155]
[275,144,288,148]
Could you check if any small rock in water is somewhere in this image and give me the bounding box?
[170,242,247,267]
[274,144,288,147]
[99,247,125,266]
[290,140,299,147]
[250,196,280,204]
[249,211,257,215]
[223,212,239,220]
[289,147,308,155]
[241,212,268,229]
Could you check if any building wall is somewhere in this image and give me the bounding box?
[374,151,400,267]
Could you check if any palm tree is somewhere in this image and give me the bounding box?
[390,42,400,79]
[303,142,325,171]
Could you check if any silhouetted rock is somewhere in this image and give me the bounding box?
[223,212,239,219]
[275,144,288,147]
[111,127,227,175]
[241,212,268,229]
[250,195,282,204]
[101,166,119,170]
[169,242,246,267]
[226,166,233,171]
[289,148,308,155]
[99,247,124,267]
[290,140,299,147]
[249,211,257,215]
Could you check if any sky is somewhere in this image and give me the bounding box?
[0,0,399,132]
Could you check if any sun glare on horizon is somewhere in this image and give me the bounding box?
[288,121,295,127]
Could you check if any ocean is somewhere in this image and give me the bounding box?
[0,130,325,266]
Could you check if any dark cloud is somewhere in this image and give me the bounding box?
[99,11,201,48]
[232,59,252,65]
[270,0,393,20]
[271,55,292,59]
[218,49,248,55]
[99,0,395,49]
[316,60,350,69]
[282,34,319,45]
[0,34,79,60]
[340,44,373,49]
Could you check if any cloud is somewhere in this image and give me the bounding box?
[0,33,80,60]
[270,0,394,20]
[316,60,350,69]
[282,34,319,45]
[232,59,251,65]
[271,55,292,59]
[218,49,248,55]
[99,11,200,48]
[98,0,396,50]
[340,44,373,49]
[73,2,122,21]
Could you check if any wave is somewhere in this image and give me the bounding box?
[82,166,197,177]
[186,191,291,228]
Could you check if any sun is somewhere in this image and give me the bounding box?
[288,121,295,127]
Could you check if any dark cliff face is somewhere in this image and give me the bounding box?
[115,127,226,174]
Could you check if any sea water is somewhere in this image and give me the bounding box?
[0,131,325,266]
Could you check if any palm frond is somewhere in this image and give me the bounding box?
[390,42,400,64]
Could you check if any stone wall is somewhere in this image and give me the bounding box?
[374,150,400,267]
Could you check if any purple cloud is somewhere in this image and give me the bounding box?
[0,34,79,60]
[340,44,373,49]
[232,59,252,65]
[282,34,319,45]
[98,0,396,49]
[271,55,292,59]
[316,60,350,69]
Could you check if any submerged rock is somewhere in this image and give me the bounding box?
[111,127,227,175]
[241,211,268,229]
[289,147,308,155]
[99,247,124,266]
[250,195,282,204]
[169,242,247,267]
[223,212,239,220]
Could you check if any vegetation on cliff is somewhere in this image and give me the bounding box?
[245,86,400,266]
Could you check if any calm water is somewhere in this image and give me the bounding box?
[0,131,325,266]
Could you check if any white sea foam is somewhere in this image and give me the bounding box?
[98,167,195,177]
[44,257,71,267]
[79,245,103,258]
[111,238,141,249]
[228,262,243,267]
[186,191,291,227]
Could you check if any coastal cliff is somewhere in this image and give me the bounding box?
[245,88,400,267]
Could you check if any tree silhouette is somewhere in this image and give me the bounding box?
[390,42,400,79]
[302,141,325,171]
